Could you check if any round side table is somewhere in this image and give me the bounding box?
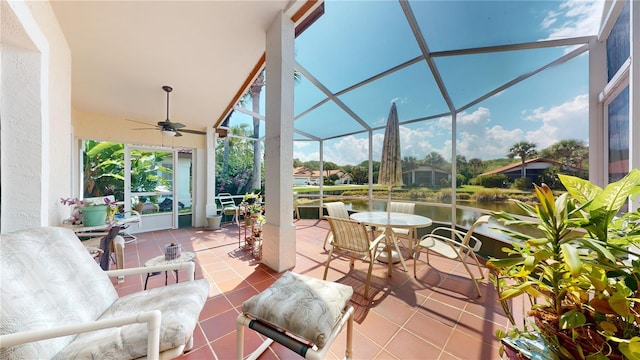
[143,251,196,290]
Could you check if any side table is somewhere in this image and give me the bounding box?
[144,251,196,290]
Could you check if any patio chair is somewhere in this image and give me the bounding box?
[322,202,350,251]
[382,201,417,250]
[218,192,238,225]
[323,216,385,299]
[413,215,490,297]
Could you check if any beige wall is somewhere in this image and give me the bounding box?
[72,108,206,149]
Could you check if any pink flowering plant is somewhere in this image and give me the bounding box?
[60,197,117,225]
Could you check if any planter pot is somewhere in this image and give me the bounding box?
[206,215,222,230]
[164,243,181,260]
[531,308,624,360]
[82,205,108,227]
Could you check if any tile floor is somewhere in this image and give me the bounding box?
[113,219,512,359]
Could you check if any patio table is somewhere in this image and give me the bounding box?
[350,211,432,277]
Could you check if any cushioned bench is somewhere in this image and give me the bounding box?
[0,226,209,360]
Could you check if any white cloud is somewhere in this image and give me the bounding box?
[522,94,589,149]
[542,0,603,40]
[452,108,524,161]
[294,95,589,164]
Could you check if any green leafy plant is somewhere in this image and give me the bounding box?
[487,169,640,359]
[243,192,261,203]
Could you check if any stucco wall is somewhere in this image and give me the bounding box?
[1,0,71,232]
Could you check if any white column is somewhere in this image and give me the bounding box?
[262,11,296,272]
[204,127,218,224]
[588,36,607,187]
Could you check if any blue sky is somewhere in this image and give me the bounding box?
[231,0,603,166]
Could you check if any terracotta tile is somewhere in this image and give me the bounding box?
[373,348,400,359]
[417,298,463,328]
[118,221,510,360]
[355,310,400,347]
[404,311,453,348]
[189,323,208,351]
[224,285,259,307]
[176,344,214,359]
[330,324,382,360]
[199,295,233,321]
[209,327,265,359]
[444,329,501,359]
[384,329,442,359]
[371,293,414,322]
[200,307,239,342]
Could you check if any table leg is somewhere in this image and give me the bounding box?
[391,232,408,272]
[385,229,393,277]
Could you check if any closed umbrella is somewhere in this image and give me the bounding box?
[378,102,403,215]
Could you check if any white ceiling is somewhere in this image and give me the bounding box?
[50,0,313,134]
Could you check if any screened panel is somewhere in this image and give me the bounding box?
[338,61,450,127]
[435,46,575,109]
[606,0,630,81]
[608,87,629,183]
[293,73,329,117]
[409,1,597,51]
[295,0,421,92]
[294,101,366,139]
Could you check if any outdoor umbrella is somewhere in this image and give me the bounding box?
[378,102,403,216]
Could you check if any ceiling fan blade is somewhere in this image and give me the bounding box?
[132,127,158,131]
[157,120,186,129]
[127,118,156,127]
[174,131,183,137]
[179,128,207,135]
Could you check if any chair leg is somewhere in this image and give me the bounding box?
[323,248,334,280]
[322,231,333,251]
[345,308,354,360]
[364,257,374,299]
[458,254,482,297]
[469,251,485,280]
[413,249,420,278]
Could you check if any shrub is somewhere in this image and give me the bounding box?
[473,189,508,203]
[475,174,509,188]
[436,189,452,202]
[511,177,532,190]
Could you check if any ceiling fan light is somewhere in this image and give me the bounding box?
[161,129,176,137]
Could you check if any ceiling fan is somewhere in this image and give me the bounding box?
[128,85,206,137]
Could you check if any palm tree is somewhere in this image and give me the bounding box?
[507,141,537,178]
[422,152,445,186]
[550,139,586,168]
[402,156,418,185]
[469,158,483,177]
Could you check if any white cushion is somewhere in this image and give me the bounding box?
[242,272,353,347]
[55,279,209,359]
[1,227,118,359]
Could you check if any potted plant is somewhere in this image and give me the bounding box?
[243,192,261,205]
[60,197,111,227]
[248,203,263,216]
[487,170,640,359]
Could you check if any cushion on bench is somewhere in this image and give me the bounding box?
[54,278,209,359]
[241,271,353,347]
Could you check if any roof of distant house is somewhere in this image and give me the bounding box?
[479,157,584,176]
